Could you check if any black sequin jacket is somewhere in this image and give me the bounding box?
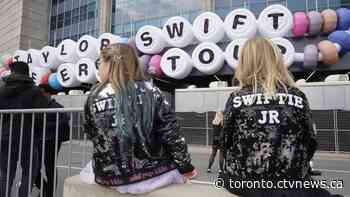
[84,81,194,186]
[223,86,317,181]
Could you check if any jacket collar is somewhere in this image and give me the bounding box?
[0,74,34,97]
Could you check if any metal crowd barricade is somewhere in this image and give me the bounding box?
[177,110,349,152]
[0,108,88,197]
[0,107,348,197]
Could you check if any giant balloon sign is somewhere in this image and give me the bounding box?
[135,5,350,79]
[9,5,350,90]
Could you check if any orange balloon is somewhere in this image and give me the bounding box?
[321,9,338,33]
[318,40,339,65]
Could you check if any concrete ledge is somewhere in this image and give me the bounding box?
[64,175,235,197]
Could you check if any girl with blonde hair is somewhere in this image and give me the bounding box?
[221,37,334,196]
[83,43,196,194]
[207,111,224,174]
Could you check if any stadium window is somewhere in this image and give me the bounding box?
[72,8,79,24]
[135,20,147,30]
[250,0,266,14]
[287,0,307,12]
[215,0,229,8]
[112,0,116,13]
[111,25,115,33]
[328,0,342,9]
[88,11,95,19]
[72,35,78,41]
[57,14,64,29]
[113,24,123,34]
[88,2,96,19]
[111,14,116,24]
[215,7,229,18]
[232,0,245,8]
[64,28,70,39]
[64,11,72,26]
[343,1,350,8]
[50,16,57,30]
[317,0,329,10]
[80,5,88,22]
[55,39,61,46]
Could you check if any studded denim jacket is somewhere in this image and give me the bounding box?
[84,81,194,186]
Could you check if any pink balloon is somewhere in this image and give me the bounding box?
[148,55,163,77]
[2,55,12,66]
[0,67,11,78]
[293,12,309,37]
[5,59,12,66]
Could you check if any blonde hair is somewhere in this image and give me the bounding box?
[212,111,224,126]
[100,43,144,91]
[235,37,295,97]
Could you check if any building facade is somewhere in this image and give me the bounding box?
[49,0,101,46]
[110,0,348,37]
[0,0,50,54]
[47,0,350,44]
[1,0,349,54]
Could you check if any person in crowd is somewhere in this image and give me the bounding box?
[83,43,197,194]
[34,97,70,197]
[207,111,224,174]
[0,77,5,87]
[0,61,69,197]
[220,37,335,196]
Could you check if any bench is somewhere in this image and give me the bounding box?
[63,175,235,197]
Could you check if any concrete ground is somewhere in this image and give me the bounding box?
[51,141,350,197]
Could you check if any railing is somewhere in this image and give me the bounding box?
[0,108,349,197]
[0,108,85,197]
[177,110,350,152]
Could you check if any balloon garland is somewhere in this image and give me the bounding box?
[3,4,350,91]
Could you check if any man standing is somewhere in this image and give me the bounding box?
[0,62,69,197]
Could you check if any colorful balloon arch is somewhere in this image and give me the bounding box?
[3,4,350,90]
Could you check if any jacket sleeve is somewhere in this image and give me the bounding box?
[301,94,318,161]
[31,87,69,141]
[47,99,70,142]
[83,95,98,140]
[222,93,235,159]
[153,88,194,174]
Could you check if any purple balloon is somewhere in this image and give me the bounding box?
[307,11,323,36]
[139,55,151,65]
[328,30,350,55]
[139,55,151,73]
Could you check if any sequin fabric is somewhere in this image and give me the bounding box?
[84,81,194,186]
[223,86,317,181]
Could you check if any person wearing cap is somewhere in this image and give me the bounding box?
[0,61,69,197]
